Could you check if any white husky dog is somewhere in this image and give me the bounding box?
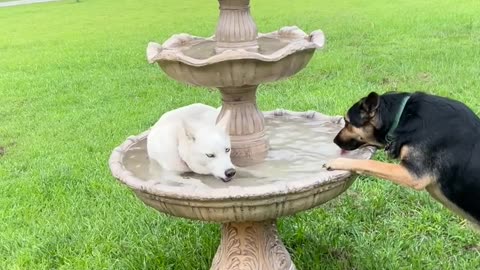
[147,103,236,182]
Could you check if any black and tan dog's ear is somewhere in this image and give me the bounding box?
[361,92,380,117]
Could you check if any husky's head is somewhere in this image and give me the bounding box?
[180,111,236,182]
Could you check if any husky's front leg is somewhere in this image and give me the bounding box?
[323,158,432,190]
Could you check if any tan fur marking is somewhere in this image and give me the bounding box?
[351,125,374,141]
[338,111,384,149]
[400,146,409,159]
[324,158,433,190]
[369,114,381,129]
[337,123,379,147]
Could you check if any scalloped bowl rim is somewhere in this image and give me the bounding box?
[146,26,326,67]
[108,110,375,202]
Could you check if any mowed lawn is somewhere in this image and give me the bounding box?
[1,0,480,269]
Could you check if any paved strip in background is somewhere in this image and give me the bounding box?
[0,0,59,8]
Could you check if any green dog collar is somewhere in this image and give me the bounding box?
[385,95,411,144]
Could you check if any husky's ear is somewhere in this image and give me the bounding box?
[182,120,195,142]
[361,92,380,117]
[216,110,231,134]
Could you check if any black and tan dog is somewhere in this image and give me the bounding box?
[324,91,480,228]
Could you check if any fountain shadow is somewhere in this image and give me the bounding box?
[123,216,220,270]
[277,185,371,270]
[280,219,358,270]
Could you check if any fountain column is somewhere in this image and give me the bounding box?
[215,0,259,53]
[217,85,268,167]
[214,0,268,166]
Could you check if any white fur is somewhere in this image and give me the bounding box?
[147,103,235,181]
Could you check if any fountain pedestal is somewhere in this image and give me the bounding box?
[212,221,294,270]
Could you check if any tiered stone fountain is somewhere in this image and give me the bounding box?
[109,1,374,269]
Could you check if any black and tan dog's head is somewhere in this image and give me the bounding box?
[334,92,385,150]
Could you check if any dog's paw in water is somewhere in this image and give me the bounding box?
[323,158,351,171]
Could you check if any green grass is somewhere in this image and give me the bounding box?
[1,0,480,269]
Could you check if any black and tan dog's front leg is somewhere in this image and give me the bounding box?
[323,158,432,190]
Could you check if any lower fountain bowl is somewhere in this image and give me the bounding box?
[109,110,374,223]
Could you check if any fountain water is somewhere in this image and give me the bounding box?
[109,1,374,269]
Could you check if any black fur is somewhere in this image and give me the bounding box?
[348,92,480,222]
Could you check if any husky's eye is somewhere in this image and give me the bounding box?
[225,148,230,153]
[206,153,216,158]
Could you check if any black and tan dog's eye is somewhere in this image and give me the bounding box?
[225,148,231,153]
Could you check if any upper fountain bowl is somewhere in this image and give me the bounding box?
[147,26,325,87]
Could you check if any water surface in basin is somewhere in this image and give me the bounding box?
[122,115,371,190]
[182,37,290,60]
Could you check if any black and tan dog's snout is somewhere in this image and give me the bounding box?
[334,132,364,151]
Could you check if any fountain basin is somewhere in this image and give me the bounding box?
[109,110,373,223]
[146,26,325,87]
[109,110,374,270]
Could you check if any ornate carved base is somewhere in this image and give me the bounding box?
[217,85,269,167]
[211,221,296,270]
